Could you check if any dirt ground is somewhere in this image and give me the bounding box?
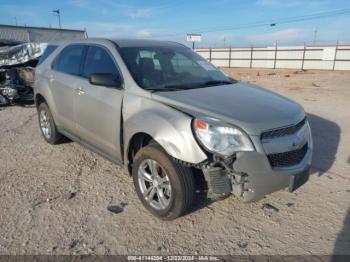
[0,68,349,256]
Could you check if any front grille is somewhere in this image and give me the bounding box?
[267,143,308,168]
[261,118,306,140]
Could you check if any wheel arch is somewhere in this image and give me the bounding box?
[123,96,208,173]
[126,132,156,175]
[35,93,46,107]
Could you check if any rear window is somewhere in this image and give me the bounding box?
[37,45,58,65]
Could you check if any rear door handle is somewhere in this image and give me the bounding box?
[75,87,85,95]
[48,75,54,82]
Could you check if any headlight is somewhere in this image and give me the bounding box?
[193,118,254,156]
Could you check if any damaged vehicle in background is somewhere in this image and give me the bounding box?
[0,39,45,106]
[34,39,313,220]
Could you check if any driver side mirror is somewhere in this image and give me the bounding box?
[89,73,122,88]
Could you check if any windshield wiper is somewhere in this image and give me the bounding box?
[200,80,234,87]
[145,80,236,92]
[145,84,190,92]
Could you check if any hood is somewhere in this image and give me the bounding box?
[151,82,305,136]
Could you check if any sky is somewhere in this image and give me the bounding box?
[1,0,350,47]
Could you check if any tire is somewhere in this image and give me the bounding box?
[37,102,62,144]
[132,144,195,220]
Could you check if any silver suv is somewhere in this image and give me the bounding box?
[34,38,312,219]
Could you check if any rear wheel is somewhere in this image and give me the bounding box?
[132,144,195,220]
[37,102,62,144]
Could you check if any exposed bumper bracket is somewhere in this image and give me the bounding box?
[202,166,232,197]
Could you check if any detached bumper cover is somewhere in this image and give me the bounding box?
[232,145,312,202]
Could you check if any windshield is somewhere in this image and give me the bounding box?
[118,46,232,91]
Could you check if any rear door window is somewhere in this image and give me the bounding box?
[52,45,85,76]
[82,46,120,79]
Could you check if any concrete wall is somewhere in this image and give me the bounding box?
[0,24,85,43]
[195,45,350,71]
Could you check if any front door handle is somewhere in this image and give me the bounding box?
[75,87,85,95]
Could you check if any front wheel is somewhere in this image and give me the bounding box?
[132,144,195,220]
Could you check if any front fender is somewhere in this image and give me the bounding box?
[123,93,207,164]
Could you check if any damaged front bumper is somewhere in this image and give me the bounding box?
[202,126,313,202]
[231,147,312,202]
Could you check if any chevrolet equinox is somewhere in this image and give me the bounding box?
[34,39,313,220]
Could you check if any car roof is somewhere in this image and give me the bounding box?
[54,38,186,48]
[110,38,185,48]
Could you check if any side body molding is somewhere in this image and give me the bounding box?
[123,93,208,164]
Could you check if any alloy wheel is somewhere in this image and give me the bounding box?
[137,159,172,210]
[39,109,51,139]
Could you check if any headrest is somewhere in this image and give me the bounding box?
[139,57,155,72]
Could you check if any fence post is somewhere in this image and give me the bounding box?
[250,46,253,69]
[228,47,231,68]
[332,40,339,71]
[273,41,277,69]
[301,42,306,70]
[26,30,31,42]
[209,48,212,62]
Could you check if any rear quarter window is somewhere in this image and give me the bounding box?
[37,45,58,65]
